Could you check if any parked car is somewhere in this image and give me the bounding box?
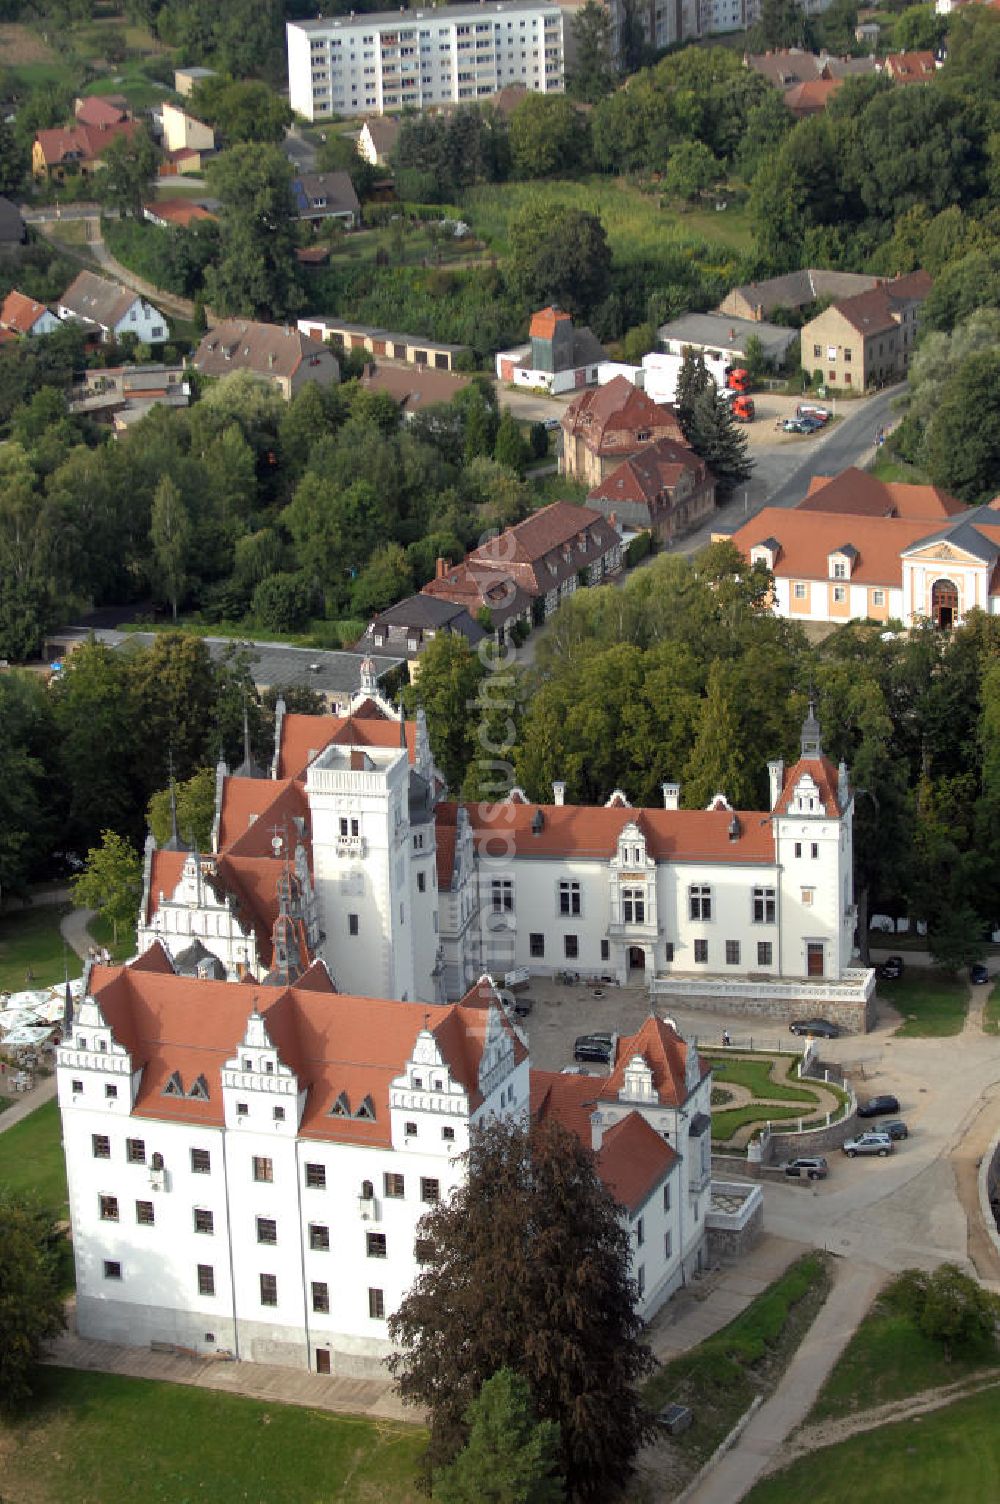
[882,1119,909,1140]
[789,1017,840,1038]
[573,1032,614,1064]
[782,1156,828,1180]
[511,995,533,1018]
[878,956,904,980]
[797,404,830,423]
[783,417,811,433]
[797,415,824,431]
[970,963,990,986]
[843,1132,894,1157]
[857,1094,901,1118]
[543,417,561,431]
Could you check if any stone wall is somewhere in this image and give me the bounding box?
[657,987,875,1034]
[706,1195,764,1263]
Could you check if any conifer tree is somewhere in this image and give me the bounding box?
[433,1369,565,1504]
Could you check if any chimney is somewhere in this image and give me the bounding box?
[552,781,566,806]
[435,555,450,579]
[662,782,679,810]
[838,758,850,808]
[768,758,784,811]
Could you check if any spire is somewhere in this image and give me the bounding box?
[162,748,190,852]
[800,694,822,760]
[234,694,262,779]
[62,951,74,1037]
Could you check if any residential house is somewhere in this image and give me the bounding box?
[784,77,842,117]
[292,172,360,229]
[423,501,622,631]
[287,1,564,122]
[32,117,139,180]
[161,101,215,155]
[879,50,937,83]
[586,438,716,544]
[298,316,468,371]
[358,361,473,418]
[362,594,487,670]
[727,468,979,627]
[744,49,877,89]
[174,65,216,97]
[656,312,798,369]
[191,320,340,400]
[0,289,61,337]
[57,270,169,346]
[0,196,25,253]
[800,269,932,390]
[718,269,879,324]
[159,146,206,177]
[560,375,683,486]
[74,95,130,128]
[68,363,191,431]
[357,117,400,167]
[495,305,608,394]
[143,200,218,230]
[420,557,536,641]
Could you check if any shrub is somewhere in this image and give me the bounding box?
[626,531,653,567]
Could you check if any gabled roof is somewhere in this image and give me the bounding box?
[87,957,525,1142]
[824,271,933,337]
[470,501,611,567]
[0,289,52,334]
[596,1113,678,1213]
[587,437,707,509]
[784,78,842,115]
[75,95,129,127]
[59,269,141,329]
[193,320,336,382]
[276,710,416,780]
[882,50,936,81]
[36,118,137,166]
[562,376,682,450]
[600,1014,705,1106]
[145,198,217,228]
[530,305,571,341]
[421,558,536,626]
[358,360,473,412]
[799,468,965,522]
[773,754,843,817]
[368,592,487,644]
[292,171,360,216]
[361,116,400,154]
[449,799,776,864]
[899,517,1000,565]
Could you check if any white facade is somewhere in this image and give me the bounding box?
[642,349,729,406]
[57,290,168,345]
[288,0,564,121]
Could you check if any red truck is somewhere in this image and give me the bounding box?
[726,366,750,393]
[732,395,755,422]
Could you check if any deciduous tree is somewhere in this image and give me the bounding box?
[508,204,612,322]
[0,1193,66,1410]
[434,1369,565,1504]
[150,474,192,621]
[205,145,302,321]
[146,767,216,850]
[72,829,143,943]
[98,123,159,221]
[568,0,616,104]
[404,632,486,792]
[388,1117,655,1498]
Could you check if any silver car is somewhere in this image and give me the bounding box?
[842,1132,893,1158]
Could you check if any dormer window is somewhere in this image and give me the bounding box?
[188,1074,210,1101]
[355,1094,376,1120]
[163,1071,183,1097]
[832,560,846,579]
[329,1091,350,1117]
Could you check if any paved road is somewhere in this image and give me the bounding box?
[284,126,318,175]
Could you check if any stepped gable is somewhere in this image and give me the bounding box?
[86,958,524,1144]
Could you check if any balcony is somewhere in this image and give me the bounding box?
[336,834,366,858]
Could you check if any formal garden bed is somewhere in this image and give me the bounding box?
[702,1052,849,1149]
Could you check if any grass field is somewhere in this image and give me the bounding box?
[644,1253,831,1490]
[0,1367,426,1504]
[0,905,80,994]
[702,1053,848,1143]
[888,973,968,1037]
[0,1098,67,1212]
[745,1383,1000,1504]
[462,176,753,267]
[868,454,931,484]
[810,1292,1000,1423]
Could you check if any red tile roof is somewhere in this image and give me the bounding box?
[883,50,937,82]
[448,800,776,864]
[773,755,842,818]
[35,118,137,166]
[587,437,707,508]
[146,198,217,228]
[830,271,933,337]
[562,376,683,453]
[0,289,51,334]
[784,78,842,115]
[90,956,525,1143]
[529,305,571,341]
[799,468,964,521]
[75,96,129,127]
[531,1069,602,1144]
[600,1014,704,1106]
[596,1113,677,1213]
[144,850,188,923]
[275,711,416,780]
[732,506,941,588]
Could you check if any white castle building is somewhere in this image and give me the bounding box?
[57,952,717,1374]
[137,670,873,1030]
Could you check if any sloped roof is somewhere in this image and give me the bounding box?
[531,1069,601,1144]
[471,501,611,566]
[596,1113,678,1213]
[88,956,524,1143]
[144,850,189,924]
[359,360,473,412]
[145,198,217,228]
[719,269,877,318]
[827,271,933,336]
[276,710,417,780]
[588,437,707,509]
[75,95,129,127]
[448,799,776,864]
[362,116,400,154]
[732,506,945,587]
[530,305,571,341]
[0,289,51,334]
[193,320,337,382]
[435,803,459,889]
[293,171,360,216]
[563,376,682,449]
[883,50,936,81]
[36,118,137,166]
[784,78,843,114]
[421,559,536,626]
[600,1014,705,1106]
[798,468,965,521]
[773,754,843,817]
[59,269,139,329]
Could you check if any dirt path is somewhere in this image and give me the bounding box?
[772,1368,1000,1471]
[34,217,196,322]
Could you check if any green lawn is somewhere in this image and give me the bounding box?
[0,1367,426,1504]
[889,973,968,1037]
[0,905,80,994]
[644,1254,831,1489]
[86,914,137,965]
[744,1384,1000,1504]
[868,454,931,484]
[702,1055,820,1105]
[462,175,753,267]
[0,1098,67,1213]
[810,1294,1000,1423]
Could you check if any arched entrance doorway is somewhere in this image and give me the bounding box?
[628,946,645,972]
[931,579,959,629]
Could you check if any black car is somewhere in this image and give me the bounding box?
[573,1032,614,1064]
[512,995,533,1018]
[878,956,904,980]
[782,1156,828,1180]
[857,1093,901,1118]
[789,1018,840,1039]
[970,963,990,986]
[882,1119,909,1140]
